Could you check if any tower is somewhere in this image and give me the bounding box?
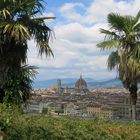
[57,79,61,89]
[57,79,62,94]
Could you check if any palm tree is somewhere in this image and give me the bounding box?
[0,0,54,104]
[107,51,139,119]
[97,11,140,120]
[1,65,37,104]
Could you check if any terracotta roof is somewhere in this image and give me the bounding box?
[75,75,87,89]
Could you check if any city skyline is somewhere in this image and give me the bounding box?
[27,0,139,81]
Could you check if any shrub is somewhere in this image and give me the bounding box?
[1,105,140,140]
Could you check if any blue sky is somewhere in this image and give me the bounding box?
[27,0,139,81]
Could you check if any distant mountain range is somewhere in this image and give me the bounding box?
[33,78,123,89]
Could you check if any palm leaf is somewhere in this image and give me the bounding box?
[97,39,119,50]
[3,22,30,41]
[0,8,11,19]
[108,13,126,31]
[33,16,56,21]
[131,44,140,61]
[100,28,119,40]
[38,41,54,57]
[134,10,140,24]
[107,51,120,70]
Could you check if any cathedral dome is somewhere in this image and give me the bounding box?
[75,75,87,89]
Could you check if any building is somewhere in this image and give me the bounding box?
[75,75,88,93]
[87,104,113,119]
[56,75,89,94]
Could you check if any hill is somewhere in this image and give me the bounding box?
[33,78,123,88]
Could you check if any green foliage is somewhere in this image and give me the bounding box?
[0,104,22,137]
[0,0,54,58]
[1,106,140,140]
[0,65,37,105]
[0,0,54,105]
[107,51,120,70]
[97,12,140,120]
[42,108,48,114]
[97,11,140,77]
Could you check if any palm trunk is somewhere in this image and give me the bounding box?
[129,83,138,120]
[129,94,132,119]
[132,104,136,120]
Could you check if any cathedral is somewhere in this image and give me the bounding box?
[56,75,89,94]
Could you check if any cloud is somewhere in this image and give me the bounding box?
[27,0,139,81]
[60,3,84,12]
[59,0,140,24]
[27,21,112,80]
[55,22,108,43]
[59,3,85,22]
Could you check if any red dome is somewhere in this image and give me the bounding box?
[75,75,87,89]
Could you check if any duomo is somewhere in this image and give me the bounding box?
[56,75,90,94]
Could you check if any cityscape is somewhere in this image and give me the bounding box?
[26,76,140,120]
[0,0,140,139]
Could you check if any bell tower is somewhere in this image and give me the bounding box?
[57,79,62,94]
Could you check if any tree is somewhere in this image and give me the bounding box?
[97,11,140,120]
[0,0,54,104]
[1,65,37,105]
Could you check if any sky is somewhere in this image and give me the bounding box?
[27,0,140,81]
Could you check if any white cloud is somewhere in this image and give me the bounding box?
[55,22,108,44]
[27,21,112,80]
[27,0,139,81]
[60,3,84,12]
[59,3,85,22]
[59,0,140,24]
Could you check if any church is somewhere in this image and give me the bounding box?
[56,75,89,94]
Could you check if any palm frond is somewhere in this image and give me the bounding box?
[0,0,54,57]
[134,10,140,24]
[21,65,38,80]
[97,39,119,50]
[0,9,11,19]
[38,41,54,57]
[2,22,30,41]
[133,22,140,31]
[108,13,126,31]
[33,16,56,21]
[100,28,117,36]
[27,18,54,57]
[100,28,119,39]
[107,51,120,70]
[133,44,140,60]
